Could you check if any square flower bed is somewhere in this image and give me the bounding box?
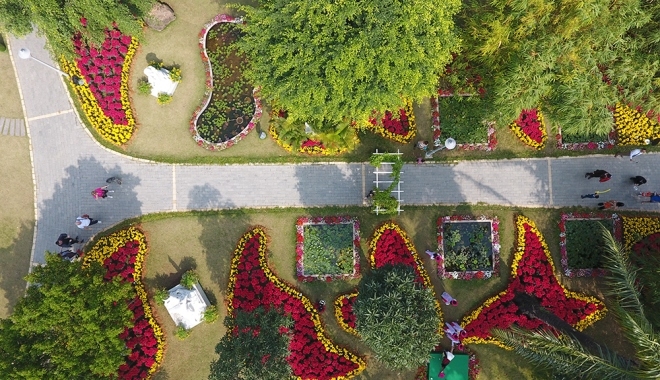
[296,216,360,282]
[431,96,497,151]
[559,212,622,277]
[437,215,500,280]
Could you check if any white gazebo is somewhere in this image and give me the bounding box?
[163,282,211,329]
[144,65,179,97]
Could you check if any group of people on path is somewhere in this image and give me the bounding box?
[54,177,121,261]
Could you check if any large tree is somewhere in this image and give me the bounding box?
[235,0,461,124]
[492,229,660,379]
[353,265,441,370]
[0,253,134,379]
[457,0,660,137]
[0,0,151,56]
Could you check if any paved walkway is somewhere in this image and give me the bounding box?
[8,32,660,266]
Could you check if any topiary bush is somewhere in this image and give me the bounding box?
[137,78,151,95]
[157,93,173,105]
[203,305,219,324]
[153,288,169,306]
[175,325,191,340]
[180,270,200,290]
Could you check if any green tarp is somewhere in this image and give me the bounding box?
[428,352,469,380]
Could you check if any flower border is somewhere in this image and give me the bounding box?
[555,126,616,150]
[267,113,354,156]
[436,215,500,280]
[333,292,360,337]
[621,216,660,252]
[362,99,417,143]
[295,216,361,282]
[226,227,366,379]
[61,37,138,146]
[460,215,607,348]
[83,227,165,378]
[189,14,263,151]
[430,96,497,151]
[613,103,660,146]
[559,212,622,277]
[508,109,547,150]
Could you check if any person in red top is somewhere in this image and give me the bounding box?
[91,185,113,199]
[585,170,611,182]
[598,200,624,210]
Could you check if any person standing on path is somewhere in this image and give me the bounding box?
[76,214,101,230]
[55,233,82,248]
[581,189,610,199]
[585,170,611,181]
[631,176,647,187]
[616,148,646,161]
[641,193,660,203]
[598,201,624,210]
[91,185,114,199]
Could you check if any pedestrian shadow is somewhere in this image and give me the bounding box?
[33,156,142,264]
[0,221,33,317]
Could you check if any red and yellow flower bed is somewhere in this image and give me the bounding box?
[268,117,353,156]
[509,109,547,150]
[460,216,606,349]
[83,227,164,379]
[333,292,359,336]
[621,216,660,251]
[362,99,416,143]
[227,227,365,379]
[61,29,137,145]
[613,103,660,146]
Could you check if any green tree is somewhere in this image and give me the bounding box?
[353,265,440,370]
[457,0,660,137]
[234,0,461,124]
[0,0,152,57]
[0,253,134,379]
[209,307,293,380]
[492,229,660,379]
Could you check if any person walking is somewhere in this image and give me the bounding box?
[631,176,647,187]
[91,185,114,199]
[76,214,101,230]
[641,193,660,203]
[598,201,624,210]
[55,233,82,248]
[585,170,611,182]
[581,189,610,199]
[616,148,646,161]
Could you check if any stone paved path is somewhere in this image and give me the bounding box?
[8,32,660,266]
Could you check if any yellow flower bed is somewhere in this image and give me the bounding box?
[60,37,138,146]
[84,227,165,377]
[621,216,660,251]
[613,103,660,146]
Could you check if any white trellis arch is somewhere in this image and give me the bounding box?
[372,149,403,215]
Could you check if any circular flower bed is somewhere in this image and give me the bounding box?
[83,227,164,379]
[460,216,607,349]
[509,109,547,150]
[190,14,262,151]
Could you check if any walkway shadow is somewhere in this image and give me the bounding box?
[0,222,33,317]
[34,156,142,264]
[293,163,362,207]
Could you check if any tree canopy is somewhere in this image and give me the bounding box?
[353,265,440,370]
[457,0,660,136]
[0,0,151,56]
[235,0,461,124]
[0,253,134,379]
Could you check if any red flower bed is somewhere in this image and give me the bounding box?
[333,293,359,336]
[228,228,365,379]
[460,216,606,348]
[73,29,134,125]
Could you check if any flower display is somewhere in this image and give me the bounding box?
[460,216,607,349]
[613,103,660,146]
[333,292,359,336]
[268,113,355,156]
[508,109,547,149]
[227,227,366,379]
[437,215,500,280]
[621,216,660,251]
[83,227,164,379]
[430,97,497,151]
[190,14,263,151]
[61,29,137,145]
[362,99,416,143]
[296,216,361,282]
[559,212,622,277]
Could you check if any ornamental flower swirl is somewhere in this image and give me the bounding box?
[508,109,547,150]
[361,99,417,143]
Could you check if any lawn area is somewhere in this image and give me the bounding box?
[126,205,639,379]
[0,36,32,319]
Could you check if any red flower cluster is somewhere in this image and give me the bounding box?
[633,232,660,255]
[516,110,544,143]
[73,29,133,125]
[371,228,424,283]
[461,217,606,347]
[338,295,356,329]
[229,229,364,379]
[300,139,325,149]
[370,108,410,136]
[101,241,159,380]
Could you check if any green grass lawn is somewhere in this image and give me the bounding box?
[127,205,634,379]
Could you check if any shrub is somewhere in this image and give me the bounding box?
[180,270,200,289]
[203,305,219,324]
[154,288,169,306]
[148,61,163,70]
[137,78,151,95]
[0,41,6,52]
[157,93,173,105]
[565,220,613,269]
[438,96,490,143]
[169,67,182,82]
[175,325,190,340]
[354,265,440,370]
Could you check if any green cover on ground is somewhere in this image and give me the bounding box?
[428,352,469,380]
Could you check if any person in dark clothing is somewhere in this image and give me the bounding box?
[58,250,79,261]
[631,176,647,187]
[598,201,624,210]
[55,233,82,248]
[585,170,610,181]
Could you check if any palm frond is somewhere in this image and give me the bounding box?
[600,227,645,316]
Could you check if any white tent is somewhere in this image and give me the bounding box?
[163,282,211,329]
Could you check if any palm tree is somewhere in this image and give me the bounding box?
[492,228,660,380]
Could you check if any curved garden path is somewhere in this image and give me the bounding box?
[8,32,660,267]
